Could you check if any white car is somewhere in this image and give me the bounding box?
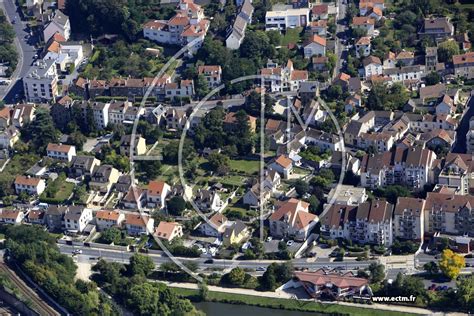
[266,237,272,242]
[73,249,82,254]
[286,240,294,246]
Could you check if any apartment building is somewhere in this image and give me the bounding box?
[147,180,171,209]
[434,153,473,195]
[23,59,58,102]
[265,8,310,31]
[226,0,254,50]
[321,200,393,246]
[63,206,93,233]
[360,147,437,189]
[393,197,425,241]
[424,192,474,236]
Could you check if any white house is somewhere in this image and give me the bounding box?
[269,198,318,241]
[268,155,293,179]
[0,210,24,225]
[63,206,93,233]
[147,181,171,209]
[14,176,46,196]
[303,35,326,58]
[125,213,154,235]
[46,143,76,162]
[154,221,183,241]
[383,65,424,84]
[355,37,371,58]
[362,56,383,78]
[95,210,125,231]
[198,213,231,237]
[197,65,222,88]
[43,11,71,42]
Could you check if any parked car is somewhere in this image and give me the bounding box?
[428,284,437,291]
[286,240,294,246]
[204,259,214,264]
[266,237,272,242]
[256,266,266,272]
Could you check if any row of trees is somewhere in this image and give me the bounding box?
[4,225,117,315]
[0,10,17,76]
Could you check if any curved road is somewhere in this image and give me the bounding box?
[0,0,39,103]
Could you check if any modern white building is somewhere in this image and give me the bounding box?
[265,8,310,31]
[23,59,59,102]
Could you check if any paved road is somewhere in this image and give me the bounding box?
[333,0,348,79]
[0,0,40,103]
[452,95,474,153]
[58,244,375,270]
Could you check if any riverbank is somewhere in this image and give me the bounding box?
[165,281,429,316]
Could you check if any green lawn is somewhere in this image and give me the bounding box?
[170,288,416,316]
[228,159,260,175]
[40,176,75,203]
[281,27,304,46]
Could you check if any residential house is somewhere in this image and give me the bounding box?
[147,180,171,209]
[223,220,249,246]
[383,51,396,69]
[45,205,68,231]
[243,182,271,208]
[265,8,310,31]
[419,83,446,103]
[362,56,382,78]
[268,155,293,179]
[355,37,371,58]
[344,94,362,113]
[453,52,474,79]
[393,197,425,241]
[119,134,147,157]
[63,206,93,233]
[69,155,100,178]
[11,103,35,128]
[122,186,147,209]
[352,17,375,36]
[298,81,319,106]
[125,213,154,236]
[425,47,438,72]
[194,189,223,212]
[115,175,133,193]
[14,176,46,196]
[46,143,76,162]
[226,0,254,50]
[383,65,423,84]
[419,17,454,40]
[436,94,456,115]
[223,112,257,133]
[95,210,125,231]
[311,4,328,20]
[303,35,326,58]
[43,10,70,42]
[261,60,308,92]
[143,0,210,55]
[309,20,327,36]
[0,210,24,225]
[312,56,328,72]
[89,165,120,193]
[154,221,183,241]
[27,210,45,225]
[166,108,187,130]
[269,198,318,241]
[395,51,415,66]
[199,213,231,237]
[108,100,131,125]
[0,126,20,149]
[198,65,222,88]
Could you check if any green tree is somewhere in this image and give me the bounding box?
[136,160,162,181]
[424,72,441,85]
[294,179,309,197]
[227,267,246,286]
[198,282,209,301]
[21,109,60,154]
[100,228,122,244]
[167,196,187,216]
[368,263,385,283]
[195,74,210,99]
[457,275,474,310]
[129,253,155,277]
[423,261,439,275]
[67,131,87,151]
[438,40,460,63]
[207,152,230,175]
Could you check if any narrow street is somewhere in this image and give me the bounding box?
[333,0,348,79]
[0,0,40,103]
[452,95,474,153]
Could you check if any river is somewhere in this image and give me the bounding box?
[194,302,326,316]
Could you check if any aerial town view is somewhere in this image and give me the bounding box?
[0,0,474,315]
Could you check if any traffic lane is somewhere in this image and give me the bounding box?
[58,244,374,270]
